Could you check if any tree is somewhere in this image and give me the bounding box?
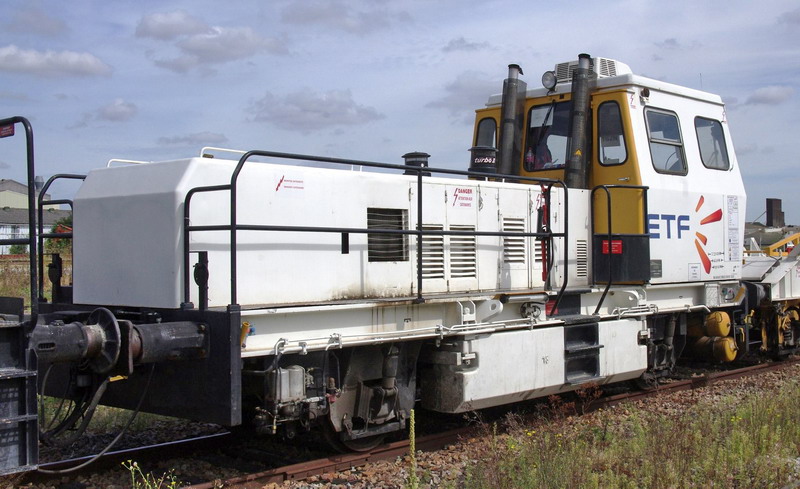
[44,214,73,254]
[8,244,27,255]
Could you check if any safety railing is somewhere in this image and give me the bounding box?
[36,174,85,301]
[590,184,650,315]
[0,116,39,323]
[182,151,572,312]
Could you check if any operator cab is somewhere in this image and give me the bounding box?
[472,57,745,286]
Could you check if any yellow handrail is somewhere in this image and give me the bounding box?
[764,232,800,257]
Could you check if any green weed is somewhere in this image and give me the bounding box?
[465,380,800,488]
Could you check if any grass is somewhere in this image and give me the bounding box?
[122,460,180,489]
[464,381,800,489]
[38,395,179,437]
[0,253,72,308]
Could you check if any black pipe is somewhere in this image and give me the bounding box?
[565,54,593,189]
[496,64,526,177]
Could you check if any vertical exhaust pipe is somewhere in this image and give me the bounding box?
[496,64,526,177]
[565,54,593,189]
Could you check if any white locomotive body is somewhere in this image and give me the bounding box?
[0,54,796,472]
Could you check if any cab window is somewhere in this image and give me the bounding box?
[524,100,572,171]
[475,118,497,147]
[645,109,686,175]
[597,101,627,165]
[695,117,730,170]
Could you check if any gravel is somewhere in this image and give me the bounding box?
[4,362,799,489]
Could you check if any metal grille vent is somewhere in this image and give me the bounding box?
[576,239,588,277]
[533,239,543,266]
[553,57,631,83]
[503,217,526,264]
[555,61,575,83]
[367,208,408,262]
[596,58,617,77]
[450,225,477,278]
[421,225,445,279]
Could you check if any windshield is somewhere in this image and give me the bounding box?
[524,100,572,171]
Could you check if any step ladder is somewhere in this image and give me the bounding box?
[0,297,38,475]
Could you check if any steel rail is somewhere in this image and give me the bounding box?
[185,359,800,488]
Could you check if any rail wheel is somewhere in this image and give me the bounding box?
[322,420,385,453]
[633,372,658,391]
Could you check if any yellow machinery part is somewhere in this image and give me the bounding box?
[240,321,251,348]
[704,311,731,337]
[690,336,737,363]
[712,337,737,362]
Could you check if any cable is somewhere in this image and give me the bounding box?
[36,364,156,475]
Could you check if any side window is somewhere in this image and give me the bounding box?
[597,101,627,165]
[695,117,730,170]
[475,118,497,147]
[645,109,686,175]
[524,100,572,171]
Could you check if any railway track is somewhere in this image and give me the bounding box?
[19,432,231,484]
[183,359,800,488]
[10,359,796,488]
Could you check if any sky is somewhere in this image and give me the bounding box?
[0,0,798,223]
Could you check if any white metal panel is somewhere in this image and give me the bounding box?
[73,159,232,308]
[629,88,746,284]
[421,318,647,413]
[73,156,560,309]
[598,318,647,378]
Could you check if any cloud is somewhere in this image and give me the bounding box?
[0,160,9,170]
[0,45,112,77]
[426,71,500,122]
[733,143,758,156]
[778,7,800,24]
[136,10,211,40]
[0,91,29,101]
[157,132,228,146]
[146,24,288,74]
[654,38,702,51]
[6,7,68,37]
[745,86,794,105]
[655,38,680,50]
[177,27,286,62]
[281,1,411,35]
[735,143,774,157]
[442,37,490,53]
[70,98,138,128]
[97,99,138,122]
[249,89,384,132]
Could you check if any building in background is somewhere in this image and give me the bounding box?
[0,179,71,254]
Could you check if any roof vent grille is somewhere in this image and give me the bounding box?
[553,57,632,84]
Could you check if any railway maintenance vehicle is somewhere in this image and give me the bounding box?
[1,53,798,474]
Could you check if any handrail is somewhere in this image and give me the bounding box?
[590,184,649,315]
[37,174,86,301]
[764,232,800,257]
[199,147,247,158]
[182,150,571,311]
[0,116,38,324]
[107,159,150,168]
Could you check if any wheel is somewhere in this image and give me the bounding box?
[321,420,385,453]
[633,372,658,391]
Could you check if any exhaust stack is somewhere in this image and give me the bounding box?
[564,54,594,189]
[496,64,526,177]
